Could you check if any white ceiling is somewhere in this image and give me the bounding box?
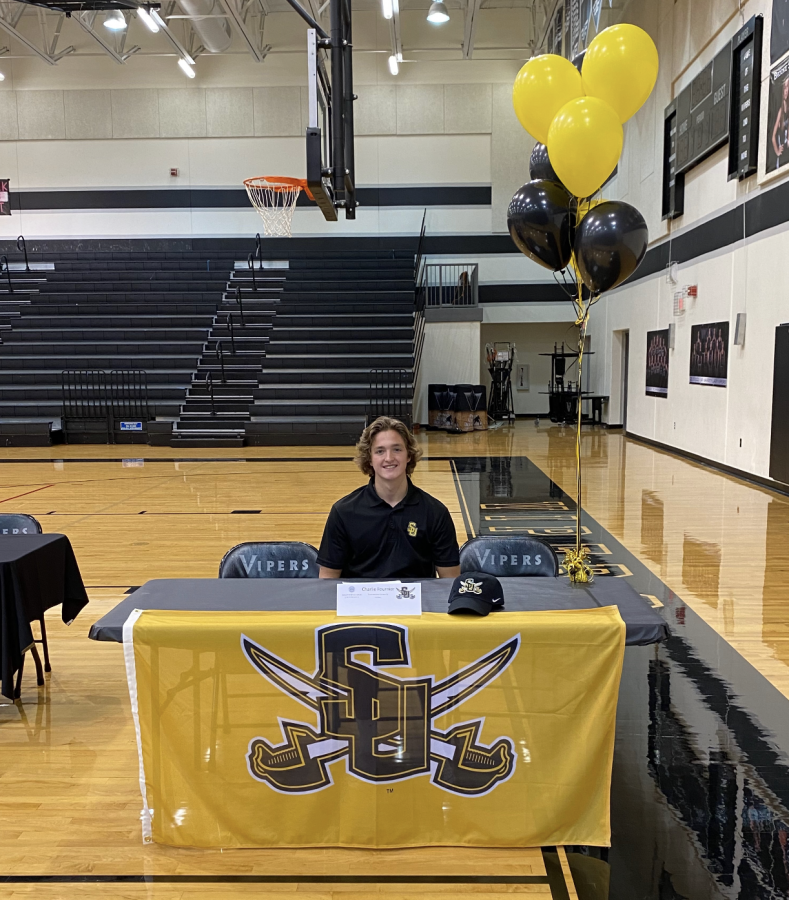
[0,1,622,72]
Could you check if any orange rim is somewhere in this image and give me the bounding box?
[244,176,315,202]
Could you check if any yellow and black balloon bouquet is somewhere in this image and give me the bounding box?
[511,23,658,201]
[509,23,658,582]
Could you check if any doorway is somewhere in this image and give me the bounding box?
[610,329,630,428]
[770,324,789,484]
[622,330,630,430]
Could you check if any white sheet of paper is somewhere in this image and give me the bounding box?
[336,582,422,616]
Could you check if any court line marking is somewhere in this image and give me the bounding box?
[450,459,476,539]
[557,847,580,899]
[0,455,463,465]
[0,874,551,884]
[0,484,54,504]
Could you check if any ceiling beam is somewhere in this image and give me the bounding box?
[73,10,140,64]
[217,0,269,63]
[462,0,482,60]
[535,0,562,54]
[151,8,196,63]
[0,10,57,64]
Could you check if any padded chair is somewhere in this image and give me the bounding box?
[219,541,320,579]
[0,513,42,535]
[459,536,558,578]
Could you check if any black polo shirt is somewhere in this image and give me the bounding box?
[317,479,460,579]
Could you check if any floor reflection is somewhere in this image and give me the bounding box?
[763,498,789,668]
[453,454,789,900]
[681,535,722,609]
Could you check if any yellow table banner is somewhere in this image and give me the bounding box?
[124,606,625,849]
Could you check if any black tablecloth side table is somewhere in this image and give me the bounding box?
[0,534,89,700]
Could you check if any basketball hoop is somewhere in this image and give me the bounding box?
[243,176,315,238]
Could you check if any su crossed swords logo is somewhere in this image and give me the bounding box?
[241,623,520,796]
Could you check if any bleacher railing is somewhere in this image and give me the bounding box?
[413,210,428,395]
[422,263,479,308]
[368,368,412,428]
[61,369,149,443]
[110,370,149,425]
[62,370,111,443]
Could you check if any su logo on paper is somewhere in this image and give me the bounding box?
[241,624,519,796]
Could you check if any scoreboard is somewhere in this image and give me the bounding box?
[728,15,763,180]
[662,16,763,220]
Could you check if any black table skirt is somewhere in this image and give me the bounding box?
[1,534,89,699]
[89,576,668,646]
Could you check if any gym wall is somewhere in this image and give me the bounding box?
[591,0,789,484]
[0,7,536,260]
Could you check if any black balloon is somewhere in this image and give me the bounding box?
[529,143,560,183]
[507,180,574,272]
[573,201,648,294]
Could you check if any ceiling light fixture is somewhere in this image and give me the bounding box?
[382,0,393,19]
[178,57,196,78]
[103,9,127,30]
[138,8,160,33]
[388,54,399,75]
[427,1,449,24]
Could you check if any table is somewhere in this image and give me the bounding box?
[1,534,89,699]
[89,576,668,646]
[97,579,667,849]
[120,604,630,849]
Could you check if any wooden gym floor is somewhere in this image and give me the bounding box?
[2,421,789,897]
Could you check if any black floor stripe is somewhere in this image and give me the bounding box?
[0,456,356,464]
[45,511,328,516]
[0,874,549,884]
[0,455,466,464]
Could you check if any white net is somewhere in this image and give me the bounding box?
[244,177,306,237]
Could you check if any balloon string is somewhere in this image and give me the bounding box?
[564,262,594,585]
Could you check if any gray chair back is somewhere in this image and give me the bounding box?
[219,541,319,578]
[0,514,42,535]
[460,536,558,577]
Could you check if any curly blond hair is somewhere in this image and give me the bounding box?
[355,417,423,477]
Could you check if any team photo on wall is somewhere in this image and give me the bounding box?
[689,322,729,387]
[768,55,789,171]
[645,329,670,398]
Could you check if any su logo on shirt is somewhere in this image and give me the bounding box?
[241,624,520,796]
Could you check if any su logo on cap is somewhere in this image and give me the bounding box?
[458,578,483,595]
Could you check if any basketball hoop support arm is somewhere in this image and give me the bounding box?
[305,1,356,222]
[281,0,329,40]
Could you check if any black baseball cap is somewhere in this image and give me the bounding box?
[447,572,505,616]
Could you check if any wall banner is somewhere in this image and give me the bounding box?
[0,180,11,216]
[690,321,729,387]
[126,607,625,849]
[767,56,789,172]
[772,0,789,63]
[646,329,670,398]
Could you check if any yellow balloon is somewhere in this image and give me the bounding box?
[547,97,623,199]
[512,54,584,144]
[582,24,659,123]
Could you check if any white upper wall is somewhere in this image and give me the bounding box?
[591,0,789,485]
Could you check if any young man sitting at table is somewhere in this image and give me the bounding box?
[317,416,461,580]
